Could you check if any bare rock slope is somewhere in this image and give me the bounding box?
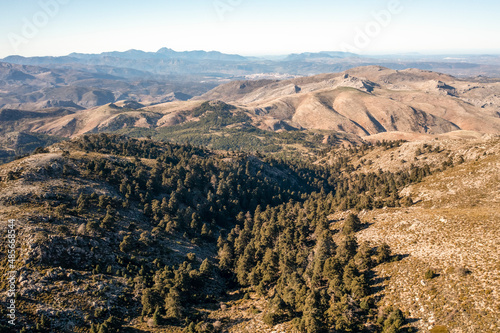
[3,66,500,145]
[199,66,500,136]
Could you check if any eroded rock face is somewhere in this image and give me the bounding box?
[333,73,377,92]
[435,80,457,96]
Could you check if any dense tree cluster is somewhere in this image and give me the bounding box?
[60,134,423,331]
[218,199,400,332]
[4,134,437,332]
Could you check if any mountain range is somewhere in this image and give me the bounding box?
[4,48,500,77]
[1,63,500,163]
[1,48,499,333]
[2,48,500,112]
[1,48,500,164]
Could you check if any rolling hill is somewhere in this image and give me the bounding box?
[0,134,498,332]
[9,66,498,142]
[199,66,500,136]
[0,61,217,111]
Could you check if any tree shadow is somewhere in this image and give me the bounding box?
[359,222,374,231]
[123,328,150,333]
[223,288,247,302]
[405,318,420,324]
[368,272,389,295]
[367,250,421,330]
[224,316,252,328]
[400,319,420,333]
[391,253,409,262]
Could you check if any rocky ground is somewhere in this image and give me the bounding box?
[0,136,498,332]
[351,145,500,332]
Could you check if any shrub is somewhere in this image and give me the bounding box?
[400,196,413,207]
[430,326,449,333]
[86,220,100,234]
[33,147,49,154]
[456,267,471,277]
[425,269,437,280]
[54,204,67,218]
[263,311,281,327]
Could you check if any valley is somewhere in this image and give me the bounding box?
[0,60,499,333]
[1,65,500,165]
[0,132,498,332]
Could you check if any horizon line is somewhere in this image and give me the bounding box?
[2,47,500,60]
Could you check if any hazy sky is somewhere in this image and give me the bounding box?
[1,0,499,58]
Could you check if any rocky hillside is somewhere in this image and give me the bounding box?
[199,66,500,136]
[0,61,215,111]
[0,134,498,332]
[356,137,500,332]
[7,67,499,143]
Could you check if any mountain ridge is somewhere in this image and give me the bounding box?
[0,133,498,332]
[4,48,500,78]
[1,65,500,165]
[197,66,500,136]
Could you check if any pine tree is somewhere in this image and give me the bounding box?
[218,242,234,271]
[302,290,325,333]
[376,243,391,263]
[343,213,361,235]
[201,223,210,238]
[236,243,255,286]
[200,258,212,276]
[40,314,49,328]
[76,193,88,213]
[98,323,109,333]
[165,288,183,321]
[141,288,160,316]
[100,210,116,230]
[120,235,135,252]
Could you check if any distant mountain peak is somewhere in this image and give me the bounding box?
[285,51,359,61]
[156,47,176,54]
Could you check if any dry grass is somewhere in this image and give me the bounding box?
[206,291,296,333]
[352,151,500,332]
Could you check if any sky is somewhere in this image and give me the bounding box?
[0,0,499,58]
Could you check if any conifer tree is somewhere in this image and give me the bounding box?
[165,288,183,321]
